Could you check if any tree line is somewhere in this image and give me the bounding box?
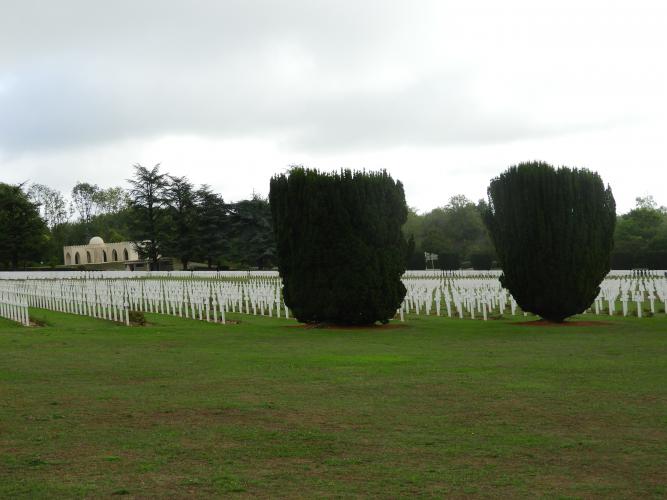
[0,166,665,270]
[0,164,275,270]
[403,194,667,270]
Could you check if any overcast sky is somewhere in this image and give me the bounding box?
[1,0,665,213]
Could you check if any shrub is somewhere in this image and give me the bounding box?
[611,252,635,270]
[642,251,667,270]
[437,252,460,270]
[269,168,408,325]
[406,248,425,270]
[483,161,616,322]
[470,252,494,270]
[128,310,146,325]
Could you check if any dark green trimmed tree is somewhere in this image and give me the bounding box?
[483,161,616,322]
[269,168,408,325]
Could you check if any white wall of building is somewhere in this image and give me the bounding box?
[63,237,139,265]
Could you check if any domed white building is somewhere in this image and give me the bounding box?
[63,236,139,267]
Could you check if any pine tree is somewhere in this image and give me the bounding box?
[195,185,227,269]
[227,195,275,269]
[127,163,168,270]
[163,175,197,270]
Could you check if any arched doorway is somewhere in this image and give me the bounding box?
[123,248,129,261]
[86,251,92,263]
[102,250,107,263]
[112,249,118,261]
[65,253,71,265]
[75,252,80,264]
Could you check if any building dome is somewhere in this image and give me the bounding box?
[89,236,104,245]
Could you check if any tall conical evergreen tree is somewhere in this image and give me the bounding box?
[483,161,616,322]
[269,167,408,325]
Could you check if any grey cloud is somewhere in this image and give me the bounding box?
[285,76,585,151]
[0,0,432,153]
[0,0,630,155]
[0,60,599,156]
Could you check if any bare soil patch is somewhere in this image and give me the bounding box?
[285,322,408,330]
[514,320,614,327]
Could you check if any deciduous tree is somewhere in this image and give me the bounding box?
[28,183,70,229]
[71,182,100,223]
[0,183,48,268]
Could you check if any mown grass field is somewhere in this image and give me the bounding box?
[1,309,666,498]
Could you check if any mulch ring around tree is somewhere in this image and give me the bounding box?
[514,320,615,327]
[285,322,409,330]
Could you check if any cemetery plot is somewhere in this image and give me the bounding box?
[0,287,30,326]
[0,270,664,326]
[0,270,281,281]
[6,274,288,326]
[400,271,667,320]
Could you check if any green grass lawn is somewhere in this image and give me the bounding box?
[1,310,666,498]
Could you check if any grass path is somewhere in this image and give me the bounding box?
[1,310,666,498]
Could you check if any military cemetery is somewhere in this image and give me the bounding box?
[2,1,666,498]
[2,161,666,498]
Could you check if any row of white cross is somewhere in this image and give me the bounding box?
[400,276,667,320]
[595,278,667,317]
[0,270,282,281]
[0,290,30,326]
[399,278,516,320]
[0,278,288,326]
[0,271,665,326]
[1,269,663,281]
